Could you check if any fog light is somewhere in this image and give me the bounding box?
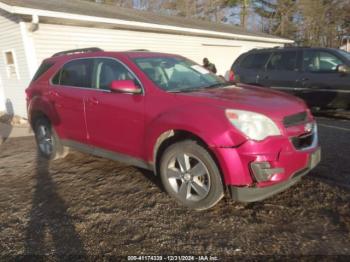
[250,162,284,182]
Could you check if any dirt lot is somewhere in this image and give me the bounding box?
[0,117,349,259]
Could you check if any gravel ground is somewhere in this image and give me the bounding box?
[0,117,349,260]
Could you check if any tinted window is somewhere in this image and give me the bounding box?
[303,51,343,72]
[52,59,93,88]
[336,49,350,61]
[241,53,270,69]
[95,59,137,90]
[32,62,54,82]
[267,51,297,71]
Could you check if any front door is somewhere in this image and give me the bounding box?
[84,58,145,159]
[298,50,350,109]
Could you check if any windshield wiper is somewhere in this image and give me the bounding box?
[203,82,231,89]
[168,88,200,93]
[168,82,231,93]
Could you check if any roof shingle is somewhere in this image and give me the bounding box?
[0,0,289,41]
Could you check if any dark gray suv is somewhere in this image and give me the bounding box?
[229,47,350,110]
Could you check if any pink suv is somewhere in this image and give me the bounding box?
[26,48,321,210]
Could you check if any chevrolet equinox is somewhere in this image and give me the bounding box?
[26,48,321,210]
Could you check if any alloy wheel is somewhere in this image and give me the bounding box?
[166,153,211,202]
[36,124,53,156]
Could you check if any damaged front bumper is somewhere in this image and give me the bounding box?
[228,147,321,202]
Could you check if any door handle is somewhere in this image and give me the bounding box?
[88,97,99,105]
[49,90,60,98]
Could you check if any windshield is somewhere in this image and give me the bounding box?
[133,57,228,92]
[336,49,350,61]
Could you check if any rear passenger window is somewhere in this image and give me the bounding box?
[241,53,270,69]
[52,59,93,88]
[95,58,137,90]
[267,51,297,71]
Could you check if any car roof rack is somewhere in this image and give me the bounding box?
[52,47,103,57]
[128,49,150,52]
[250,46,312,52]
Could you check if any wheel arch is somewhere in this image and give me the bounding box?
[28,95,61,129]
[152,129,224,182]
[30,110,50,128]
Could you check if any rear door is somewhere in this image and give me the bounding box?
[298,49,350,109]
[258,50,301,95]
[235,52,271,84]
[50,59,93,143]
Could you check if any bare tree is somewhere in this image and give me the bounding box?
[83,0,350,47]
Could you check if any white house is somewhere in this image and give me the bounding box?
[340,36,350,52]
[0,0,293,117]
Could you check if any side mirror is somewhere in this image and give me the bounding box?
[337,64,350,74]
[109,80,142,94]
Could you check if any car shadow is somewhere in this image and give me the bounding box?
[24,152,87,259]
[136,167,165,193]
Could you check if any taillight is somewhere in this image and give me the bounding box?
[229,70,235,81]
[25,89,29,100]
[25,88,31,101]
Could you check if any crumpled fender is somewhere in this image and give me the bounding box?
[144,103,246,163]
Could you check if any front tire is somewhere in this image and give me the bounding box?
[159,140,224,210]
[34,118,69,160]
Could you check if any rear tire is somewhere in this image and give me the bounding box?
[34,118,69,160]
[159,140,224,210]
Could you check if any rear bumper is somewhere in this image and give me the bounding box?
[228,147,321,202]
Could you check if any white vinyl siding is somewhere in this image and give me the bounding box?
[32,23,282,77]
[0,75,4,111]
[0,13,284,117]
[0,10,31,117]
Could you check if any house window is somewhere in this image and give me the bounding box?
[4,50,18,79]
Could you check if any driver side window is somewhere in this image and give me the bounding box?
[303,51,343,73]
[95,58,137,90]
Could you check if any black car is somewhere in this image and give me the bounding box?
[230,47,350,110]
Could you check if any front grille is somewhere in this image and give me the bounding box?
[291,132,314,150]
[283,112,307,127]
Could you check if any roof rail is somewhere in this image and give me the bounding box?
[52,47,103,57]
[128,49,150,52]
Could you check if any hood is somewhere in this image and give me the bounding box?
[175,84,308,121]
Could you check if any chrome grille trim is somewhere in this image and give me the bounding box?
[283,112,308,127]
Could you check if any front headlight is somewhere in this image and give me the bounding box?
[225,109,281,141]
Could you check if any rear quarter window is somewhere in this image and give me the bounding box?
[240,52,270,69]
[32,62,54,82]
